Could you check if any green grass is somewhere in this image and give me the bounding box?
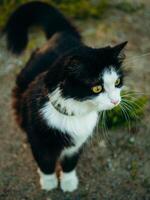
[115,1,144,13]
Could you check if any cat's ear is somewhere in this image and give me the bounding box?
[112,41,128,62]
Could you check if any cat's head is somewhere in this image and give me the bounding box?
[45,41,127,114]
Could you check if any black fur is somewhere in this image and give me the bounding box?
[4,1,80,54]
[4,1,127,181]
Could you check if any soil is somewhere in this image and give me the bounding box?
[0,1,150,200]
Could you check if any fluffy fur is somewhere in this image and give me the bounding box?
[38,169,58,190]
[60,170,79,192]
[4,1,127,192]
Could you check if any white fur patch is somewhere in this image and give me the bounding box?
[38,169,58,191]
[40,89,98,157]
[49,88,98,115]
[60,170,79,192]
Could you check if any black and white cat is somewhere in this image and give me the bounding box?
[4,1,127,192]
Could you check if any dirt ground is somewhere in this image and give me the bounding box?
[0,1,150,200]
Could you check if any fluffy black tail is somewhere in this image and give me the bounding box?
[4,1,80,54]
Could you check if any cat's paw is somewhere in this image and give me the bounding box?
[60,170,79,192]
[38,169,58,191]
[40,175,58,191]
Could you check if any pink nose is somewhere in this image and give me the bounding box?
[111,99,119,105]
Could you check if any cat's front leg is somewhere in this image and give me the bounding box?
[60,170,79,192]
[38,169,58,191]
[60,151,81,192]
[35,151,59,191]
[29,139,60,191]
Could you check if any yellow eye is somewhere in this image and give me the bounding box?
[91,85,102,93]
[115,78,121,86]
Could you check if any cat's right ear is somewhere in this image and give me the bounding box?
[112,41,128,62]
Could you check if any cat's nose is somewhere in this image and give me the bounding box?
[111,99,119,105]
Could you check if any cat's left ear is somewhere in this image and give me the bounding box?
[112,41,128,62]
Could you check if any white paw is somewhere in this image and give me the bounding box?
[38,169,58,191]
[60,170,79,192]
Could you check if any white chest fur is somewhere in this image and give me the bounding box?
[40,101,98,156]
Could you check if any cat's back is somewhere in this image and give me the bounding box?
[16,31,80,94]
[12,31,81,128]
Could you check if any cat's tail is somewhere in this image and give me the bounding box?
[3,1,80,54]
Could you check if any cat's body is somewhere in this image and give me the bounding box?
[4,1,127,192]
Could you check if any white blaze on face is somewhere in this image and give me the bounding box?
[103,68,121,103]
[94,67,122,111]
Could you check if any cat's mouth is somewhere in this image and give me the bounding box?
[91,100,121,112]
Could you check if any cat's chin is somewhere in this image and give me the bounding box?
[98,103,119,112]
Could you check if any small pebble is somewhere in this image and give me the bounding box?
[129,137,135,144]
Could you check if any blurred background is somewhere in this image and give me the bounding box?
[0,0,150,200]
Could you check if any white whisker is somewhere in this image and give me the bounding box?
[100,111,111,144]
[124,52,150,64]
[120,103,131,130]
[122,98,142,110]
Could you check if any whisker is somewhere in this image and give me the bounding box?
[103,111,111,144]
[124,52,150,63]
[121,101,137,119]
[122,101,141,128]
[99,111,109,144]
[121,91,149,96]
[122,99,144,122]
[122,98,142,111]
[99,111,106,141]
[102,111,111,145]
[122,102,141,130]
[120,103,131,131]
[121,100,134,110]
[95,112,104,143]
[94,114,103,144]
[121,94,140,99]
